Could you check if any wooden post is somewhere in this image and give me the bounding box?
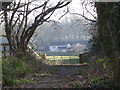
[41,54,46,60]
[3,45,6,58]
[79,54,84,63]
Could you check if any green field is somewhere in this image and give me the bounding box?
[46,56,79,60]
[45,56,79,64]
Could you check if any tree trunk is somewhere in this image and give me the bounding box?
[96,2,120,86]
[13,43,28,58]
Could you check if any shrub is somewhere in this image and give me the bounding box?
[86,76,113,88]
[2,76,16,85]
[2,57,30,85]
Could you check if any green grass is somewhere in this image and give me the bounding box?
[62,59,79,64]
[2,57,30,85]
[46,56,79,64]
[15,79,32,84]
[46,56,79,60]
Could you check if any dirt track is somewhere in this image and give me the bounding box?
[15,63,87,88]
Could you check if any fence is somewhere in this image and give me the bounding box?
[0,35,12,58]
[0,36,39,58]
[44,53,89,65]
[0,35,40,58]
[0,43,12,58]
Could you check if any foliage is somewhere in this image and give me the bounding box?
[2,57,30,85]
[3,77,32,85]
[86,76,113,88]
[69,76,113,88]
[3,76,17,85]
[25,55,42,73]
[15,79,32,84]
[69,81,83,87]
[95,57,108,69]
[80,58,113,82]
[89,22,105,58]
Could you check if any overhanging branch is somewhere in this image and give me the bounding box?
[70,12,97,22]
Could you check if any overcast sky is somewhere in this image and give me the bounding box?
[47,0,97,21]
[13,0,96,22]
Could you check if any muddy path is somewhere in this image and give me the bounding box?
[15,64,87,88]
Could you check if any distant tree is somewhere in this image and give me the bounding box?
[1,0,71,57]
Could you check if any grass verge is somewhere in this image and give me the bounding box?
[2,57,30,86]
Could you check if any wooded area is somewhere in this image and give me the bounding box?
[1,0,120,89]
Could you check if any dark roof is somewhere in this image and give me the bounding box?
[50,40,89,46]
[50,42,66,46]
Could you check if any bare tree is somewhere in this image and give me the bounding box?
[1,0,71,57]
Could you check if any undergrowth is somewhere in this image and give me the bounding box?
[2,57,30,86]
[86,76,113,88]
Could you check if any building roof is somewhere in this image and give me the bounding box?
[49,40,89,46]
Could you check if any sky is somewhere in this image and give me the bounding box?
[0,0,96,38]
[12,0,97,22]
[45,0,97,21]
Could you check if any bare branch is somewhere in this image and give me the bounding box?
[23,1,71,42]
[2,0,71,56]
[59,6,69,20]
[84,3,97,20]
[70,12,97,22]
[9,1,21,27]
